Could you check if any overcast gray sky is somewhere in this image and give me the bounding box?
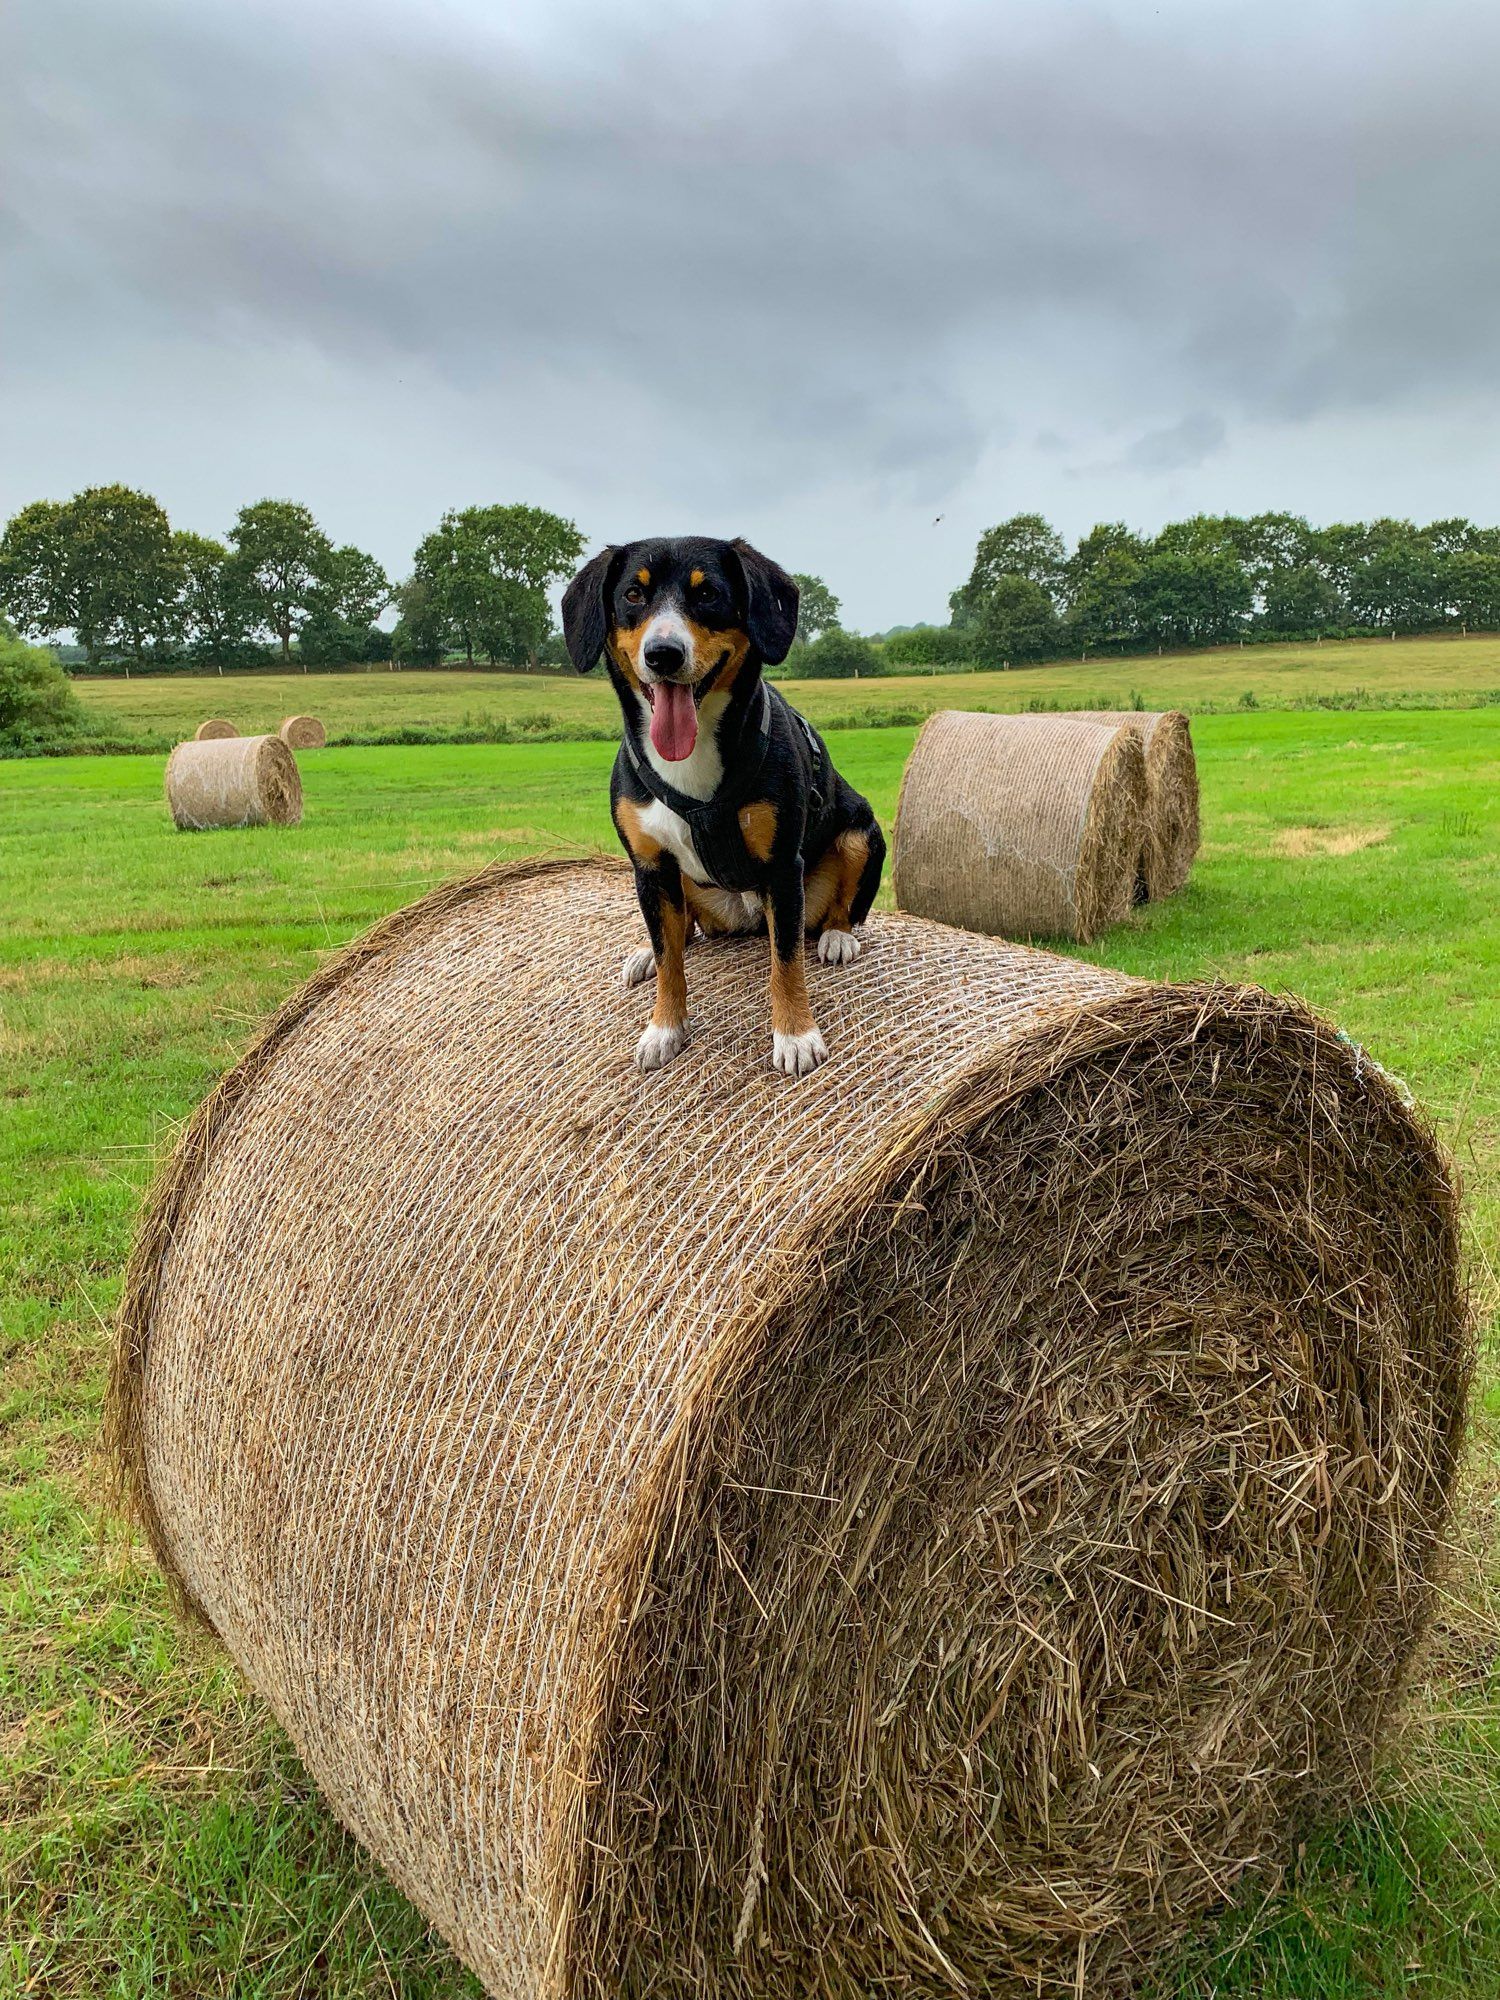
[5,0,1499,629]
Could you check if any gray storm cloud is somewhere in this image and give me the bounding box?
[5,0,1499,626]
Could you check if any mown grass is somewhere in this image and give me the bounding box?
[55,629,1500,756]
[2,711,1497,1996]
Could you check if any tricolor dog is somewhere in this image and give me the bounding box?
[561,536,885,1077]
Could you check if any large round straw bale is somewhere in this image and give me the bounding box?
[278,713,326,748]
[193,717,239,740]
[892,710,1148,941]
[164,734,302,831]
[110,858,1468,2000]
[1066,709,1200,898]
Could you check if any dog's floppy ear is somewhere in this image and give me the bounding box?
[561,545,621,673]
[730,539,799,665]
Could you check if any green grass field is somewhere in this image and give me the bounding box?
[3,711,1497,1996]
[62,629,1500,752]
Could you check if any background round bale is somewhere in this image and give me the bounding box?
[110,858,1469,2000]
[1065,708,1200,899]
[278,714,326,748]
[892,710,1147,942]
[193,717,238,740]
[164,734,302,831]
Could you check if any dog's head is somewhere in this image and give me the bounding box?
[561,536,799,762]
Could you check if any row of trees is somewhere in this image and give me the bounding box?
[0,487,585,671]
[9,489,1500,679]
[941,511,1500,666]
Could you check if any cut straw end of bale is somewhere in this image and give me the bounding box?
[193,717,239,740]
[278,714,327,749]
[893,709,1147,941]
[164,733,303,831]
[108,858,1469,2000]
[1064,709,1200,899]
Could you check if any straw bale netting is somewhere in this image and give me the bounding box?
[278,713,327,748]
[193,717,239,740]
[164,734,302,831]
[109,857,1469,2000]
[1065,710,1200,899]
[893,710,1147,942]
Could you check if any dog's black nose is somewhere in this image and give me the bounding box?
[644,638,687,677]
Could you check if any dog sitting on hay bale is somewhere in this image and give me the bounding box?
[562,537,885,1078]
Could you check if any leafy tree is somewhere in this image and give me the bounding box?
[475,580,551,668]
[1308,521,1386,612]
[1262,564,1340,633]
[1131,549,1252,647]
[410,504,583,667]
[793,626,881,678]
[1444,551,1500,629]
[411,514,486,664]
[971,575,1059,665]
[950,514,1066,626]
[1237,513,1314,597]
[1346,525,1443,631]
[171,532,260,665]
[227,500,337,662]
[74,486,180,665]
[297,543,392,666]
[391,576,447,667]
[0,621,84,748]
[791,573,840,646]
[0,501,72,641]
[1063,524,1148,642]
[1,486,177,665]
[321,544,390,627]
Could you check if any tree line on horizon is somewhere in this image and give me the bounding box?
[0,486,587,672]
[895,510,1500,675]
[5,487,1500,679]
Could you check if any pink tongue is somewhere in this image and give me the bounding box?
[649,681,698,761]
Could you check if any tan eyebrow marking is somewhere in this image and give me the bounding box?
[689,569,705,587]
[636,567,651,586]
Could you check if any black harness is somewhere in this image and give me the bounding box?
[621,681,833,893]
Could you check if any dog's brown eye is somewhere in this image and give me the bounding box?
[624,585,644,605]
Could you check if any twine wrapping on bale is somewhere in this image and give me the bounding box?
[1065,710,1200,900]
[164,734,302,831]
[278,713,327,749]
[108,857,1468,2000]
[193,717,239,741]
[893,710,1147,941]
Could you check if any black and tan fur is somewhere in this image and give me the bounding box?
[562,536,885,1076]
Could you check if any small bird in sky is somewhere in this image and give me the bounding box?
[933,513,944,525]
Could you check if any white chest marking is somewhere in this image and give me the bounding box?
[637,796,710,882]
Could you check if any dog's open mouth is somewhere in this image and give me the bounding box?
[646,680,698,762]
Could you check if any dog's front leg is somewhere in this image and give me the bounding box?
[764,860,828,1077]
[633,860,691,1073]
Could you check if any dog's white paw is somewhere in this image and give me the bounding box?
[636,1021,689,1073]
[620,946,655,991]
[771,1027,829,1077]
[816,927,861,966]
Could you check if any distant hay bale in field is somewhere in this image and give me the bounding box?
[1066,709,1200,898]
[278,713,326,749]
[164,734,302,831]
[108,857,1469,2000]
[893,709,1147,941]
[193,717,238,741]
